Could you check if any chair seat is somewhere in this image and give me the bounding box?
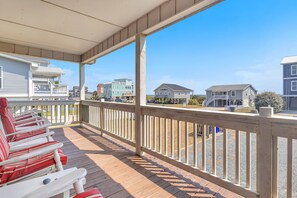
[74,188,103,198]
[0,141,67,184]
[9,129,46,142]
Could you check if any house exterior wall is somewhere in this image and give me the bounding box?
[283,64,297,78]
[283,63,297,96]
[205,86,257,107]
[154,85,191,103]
[103,79,134,99]
[154,86,173,98]
[0,57,30,99]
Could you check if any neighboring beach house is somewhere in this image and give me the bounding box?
[103,78,134,99]
[154,83,193,104]
[0,53,68,100]
[204,84,257,107]
[281,56,297,110]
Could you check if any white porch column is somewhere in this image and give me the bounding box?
[79,63,85,100]
[135,34,146,156]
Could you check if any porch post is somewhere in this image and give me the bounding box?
[258,107,274,198]
[79,63,85,100]
[135,34,146,156]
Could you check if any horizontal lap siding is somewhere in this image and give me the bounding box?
[0,57,29,96]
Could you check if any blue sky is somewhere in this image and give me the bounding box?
[51,0,297,95]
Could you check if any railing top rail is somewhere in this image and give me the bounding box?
[142,105,261,132]
[82,100,135,112]
[8,100,80,106]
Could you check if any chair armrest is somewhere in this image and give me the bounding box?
[9,131,55,150]
[14,117,39,124]
[0,143,63,166]
[23,168,87,198]
[14,123,52,134]
[15,119,45,127]
[14,112,38,120]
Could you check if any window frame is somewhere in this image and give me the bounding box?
[231,90,236,97]
[291,65,297,76]
[291,80,297,91]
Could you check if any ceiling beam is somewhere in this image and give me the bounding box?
[0,41,81,63]
[81,0,222,64]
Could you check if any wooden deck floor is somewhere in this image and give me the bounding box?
[54,126,241,198]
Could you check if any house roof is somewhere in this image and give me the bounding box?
[0,53,39,67]
[206,84,256,92]
[32,66,64,77]
[154,83,193,92]
[281,56,297,64]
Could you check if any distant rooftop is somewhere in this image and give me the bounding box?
[206,84,256,92]
[281,56,297,64]
[155,83,193,92]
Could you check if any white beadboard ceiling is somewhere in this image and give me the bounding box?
[0,0,168,55]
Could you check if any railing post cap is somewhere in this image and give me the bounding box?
[259,107,274,117]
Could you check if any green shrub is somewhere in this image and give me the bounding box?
[254,92,283,113]
[188,99,199,105]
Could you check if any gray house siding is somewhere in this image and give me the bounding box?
[0,57,29,97]
[205,85,257,107]
[154,84,192,103]
[283,79,297,96]
[283,64,297,78]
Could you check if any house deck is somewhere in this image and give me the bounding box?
[54,126,241,198]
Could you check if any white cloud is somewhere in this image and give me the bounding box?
[234,63,282,93]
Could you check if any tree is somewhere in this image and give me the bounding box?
[91,91,99,100]
[191,95,205,105]
[254,92,283,113]
[188,99,199,105]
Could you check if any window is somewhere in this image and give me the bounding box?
[231,91,236,97]
[0,66,2,88]
[292,81,297,91]
[292,65,297,75]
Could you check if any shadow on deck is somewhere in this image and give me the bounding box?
[54,126,241,198]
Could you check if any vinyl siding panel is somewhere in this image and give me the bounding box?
[0,57,30,96]
[283,64,297,78]
[283,79,297,95]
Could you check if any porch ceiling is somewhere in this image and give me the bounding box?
[0,0,222,63]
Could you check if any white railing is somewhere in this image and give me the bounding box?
[8,100,80,125]
[80,101,297,197]
[33,83,69,96]
[81,101,135,146]
[204,95,229,106]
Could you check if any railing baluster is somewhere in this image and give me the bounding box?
[171,119,174,158]
[223,128,228,179]
[117,110,119,135]
[193,123,197,167]
[164,118,168,156]
[246,131,251,189]
[178,120,181,161]
[212,125,217,175]
[148,116,152,149]
[158,117,162,153]
[153,116,156,151]
[287,138,293,198]
[59,105,62,124]
[235,130,240,184]
[146,115,149,148]
[272,136,278,198]
[125,111,128,138]
[185,122,188,164]
[127,112,130,140]
[202,125,206,171]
